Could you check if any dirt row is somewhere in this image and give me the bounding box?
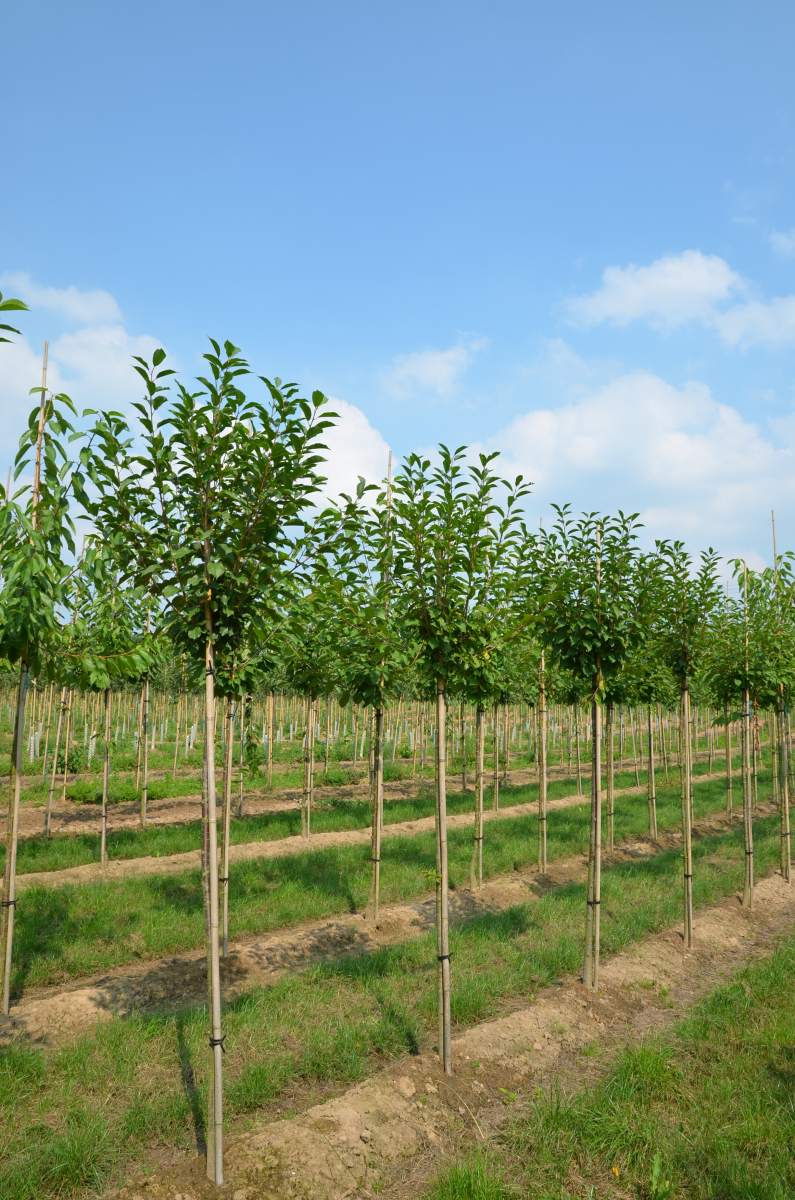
[8,744,717,842]
[1,797,761,1046]
[108,865,795,1200]
[14,770,730,893]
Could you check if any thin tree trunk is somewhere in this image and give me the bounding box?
[0,664,30,1013]
[139,677,150,829]
[606,701,615,852]
[265,690,274,788]
[647,704,657,839]
[367,706,384,921]
[538,654,548,872]
[203,630,224,1185]
[301,696,316,839]
[100,688,112,868]
[470,704,485,889]
[220,696,234,956]
[725,706,733,818]
[583,694,602,990]
[435,680,452,1074]
[742,687,754,907]
[44,686,67,838]
[681,684,695,947]
[491,703,500,811]
[778,689,791,883]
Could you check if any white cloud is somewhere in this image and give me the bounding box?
[770,228,795,257]
[492,369,795,559]
[319,397,391,499]
[0,271,122,325]
[567,249,795,348]
[383,337,487,398]
[567,251,743,331]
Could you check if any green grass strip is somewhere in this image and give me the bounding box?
[10,769,743,992]
[426,899,795,1200]
[0,799,782,1200]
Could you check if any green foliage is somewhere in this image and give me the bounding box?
[84,342,336,676]
[652,540,721,688]
[537,506,651,697]
[0,290,28,345]
[390,445,530,693]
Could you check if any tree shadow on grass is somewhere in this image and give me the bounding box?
[176,1013,206,1155]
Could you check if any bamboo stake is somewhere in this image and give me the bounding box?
[647,704,658,839]
[537,653,548,872]
[100,688,112,867]
[583,694,602,990]
[367,706,384,921]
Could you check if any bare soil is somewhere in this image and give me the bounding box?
[0,795,760,1046]
[14,773,721,893]
[107,864,795,1200]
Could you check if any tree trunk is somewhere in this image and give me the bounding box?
[538,655,548,872]
[0,664,29,1013]
[266,690,274,788]
[491,703,500,811]
[725,706,733,818]
[583,695,602,990]
[301,696,316,839]
[647,704,658,839]
[220,696,234,956]
[435,680,452,1074]
[741,687,754,908]
[606,701,615,852]
[778,689,791,883]
[203,633,224,1185]
[139,677,150,829]
[100,688,112,868]
[470,704,485,889]
[44,686,67,838]
[680,683,695,948]
[367,706,384,921]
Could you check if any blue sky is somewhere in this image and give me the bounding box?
[2,0,795,563]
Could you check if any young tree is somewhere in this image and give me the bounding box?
[0,369,84,1014]
[85,341,335,1185]
[539,507,649,990]
[653,542,720,945]
[391,446,529,1072]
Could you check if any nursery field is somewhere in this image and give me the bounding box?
[2,309,795,1198]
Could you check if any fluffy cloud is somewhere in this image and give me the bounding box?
[383,337,487,398]
[567,251,743,330]
[567,249,795,348]
[492,367,794,561]
[319,397,391,499]
[0,271,122,325]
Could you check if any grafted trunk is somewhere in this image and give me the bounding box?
[470,704,486,889]
[435,680,452,1074]
[583,694,602,990]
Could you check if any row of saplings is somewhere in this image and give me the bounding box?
[1,314,794,1185]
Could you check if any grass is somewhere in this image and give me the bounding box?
[0,798,784,1200]
[8,769,748,993]
[7,754,725,877]
[425,916,795,1200]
